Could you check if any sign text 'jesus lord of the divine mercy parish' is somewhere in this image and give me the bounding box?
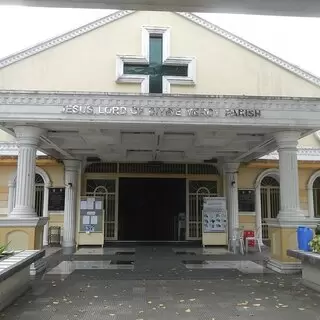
[61,105,262,118]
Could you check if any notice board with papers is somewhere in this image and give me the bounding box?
[77,196,104,247]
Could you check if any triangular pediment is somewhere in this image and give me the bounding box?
[0,10,320,97]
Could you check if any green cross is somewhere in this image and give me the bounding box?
[123,35,188,93]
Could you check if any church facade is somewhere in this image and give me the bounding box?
[1,10,320,272]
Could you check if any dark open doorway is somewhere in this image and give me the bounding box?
[118,178,186,241]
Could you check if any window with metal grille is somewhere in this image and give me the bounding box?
[35,173,45,217]
[261,176,280,240]
[84,162,219,175]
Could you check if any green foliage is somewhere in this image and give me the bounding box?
[309,235,320,253]
[315,224,320,236]
[0,243,9,255]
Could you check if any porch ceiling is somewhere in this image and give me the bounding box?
[1,122,286,163]
[41,124,280,162]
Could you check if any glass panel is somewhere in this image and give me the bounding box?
[123,64,150,75]
[261,176,279,187]
[35,173,44,184]
[162,65,188,76]
[149,36,163,93]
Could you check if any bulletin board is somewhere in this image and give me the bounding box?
[77,196,104,247]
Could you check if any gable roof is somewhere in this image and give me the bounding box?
[0,10,319,87]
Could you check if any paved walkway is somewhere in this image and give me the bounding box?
[2,246,320,320]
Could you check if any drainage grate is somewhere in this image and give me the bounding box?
[115,252,135,255]
[175,252,196,256]
[182,260,207,265]
[110,260,134,265]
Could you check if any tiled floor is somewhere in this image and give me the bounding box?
[2,245,320,320]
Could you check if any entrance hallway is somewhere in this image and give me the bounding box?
[118,178,186,241]
[2,246,320,320]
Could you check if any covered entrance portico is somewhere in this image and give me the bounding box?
[1,91,320,271]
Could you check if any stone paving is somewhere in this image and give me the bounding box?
[2,246,320,320]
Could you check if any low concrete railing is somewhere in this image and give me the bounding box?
[0,250,45,311]
[287,249,320,292]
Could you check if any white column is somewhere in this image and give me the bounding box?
[62,160,79,254]
[10,126,43,218]
[274,131,305,220]
[224,162,240,239]
[7,182,15,214]
[307,186,315,218]
[42,184,50,246]
[255,184,263,245]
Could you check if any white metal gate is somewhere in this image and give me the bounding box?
[187,180,218,240]
[261,176,280,239]
[86,179,118,241]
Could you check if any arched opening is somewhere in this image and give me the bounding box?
[261,176,280,240]
[313,177,320,218]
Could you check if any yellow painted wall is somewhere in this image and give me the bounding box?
[238,166,262,189]
[299,134,320,147]
[1,12,320,97]
[239,214,255,230]
[48,214,64,229]
[0,130,14,142]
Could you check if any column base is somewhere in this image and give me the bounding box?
[30,259,47,276]
[265,217,319,273]
[266,258,301,274]
[0,217,48,251]
[62,245,76,255]
[277,210,306,221]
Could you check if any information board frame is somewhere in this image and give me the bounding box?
[238,189,255,212]
[79,196,104,233]
[48,187,65,211]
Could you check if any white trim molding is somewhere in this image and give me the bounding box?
[116,26,196,93]
[261,147,320,161]
[0,142,45,156]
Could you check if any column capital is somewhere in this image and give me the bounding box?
[14,126,44,146]
[274,131,301,149]
[224,162,240,173]
[63,159,81,172]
